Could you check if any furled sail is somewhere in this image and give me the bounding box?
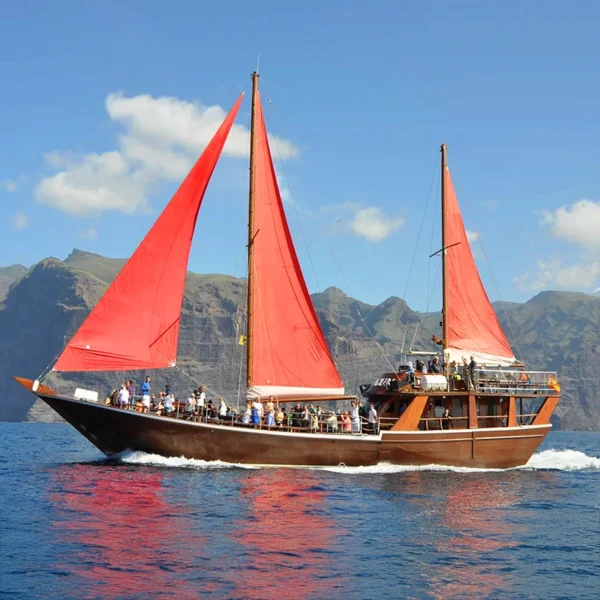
[443,166,516,367]
[247,90,344,398]
[53,93,245,372]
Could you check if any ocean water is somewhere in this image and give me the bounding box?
[0,424,598,600]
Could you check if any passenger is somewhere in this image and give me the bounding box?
[292,403,302,429]
[185,392,196,419]
[350,400,360,433]
[110,388,119,406]
[275,406,284,428]
[341,411,352,433]
[326,412,338,433]
[407,361,415,382]
[469,356,478,390]
[150,393,157,411]
[164,392,175,416]
[126,380,134,408]
[311,412,319,432]
[117,384,129,409]
[155,395,165,416]
[242,401,252,424]
[442,407,451,430]
[309,403,316,415]
[251,399,261,425]
[368,403,378,434]
[358,401,366,420]
[265,400,275,427]
[448,361,457,376]
[430,357,441,374]
[301,405,311,430]
[197,386,206,416]
[140,376,151,413]
[219,398,228,419]
[316,405,324,428]
[462,358,471,390]
[265,397,275,424]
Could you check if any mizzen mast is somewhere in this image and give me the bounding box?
[440,144,449,354]
[246,71,259,389]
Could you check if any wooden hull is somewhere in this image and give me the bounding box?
[36,393,550,469]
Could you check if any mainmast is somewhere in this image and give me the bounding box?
[440,144,449,352]
[246,71,259,389]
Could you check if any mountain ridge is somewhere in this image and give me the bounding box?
[1,249,598,430]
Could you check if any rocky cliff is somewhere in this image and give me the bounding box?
[1,250,598,430]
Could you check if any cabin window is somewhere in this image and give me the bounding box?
[451,398,462,417]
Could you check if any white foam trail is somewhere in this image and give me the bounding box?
[114,448,599,473]
[323,449,600,474]
[522,449,600,471]
[118,450,256,470]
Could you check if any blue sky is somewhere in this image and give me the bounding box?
[1,0,598,309]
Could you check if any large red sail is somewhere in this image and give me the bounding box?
[247,90,344,398]
[53,93,244,372]
[444,166,516,366]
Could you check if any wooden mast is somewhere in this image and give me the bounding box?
[246,71,259,390]
[440,144,449,352]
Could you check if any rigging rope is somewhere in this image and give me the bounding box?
[400,155,440,353]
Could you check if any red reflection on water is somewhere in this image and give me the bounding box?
[231,470,342,600]
[49,464,199,599]
[430,477,521,600]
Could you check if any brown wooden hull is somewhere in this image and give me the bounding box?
[36,393,551,469]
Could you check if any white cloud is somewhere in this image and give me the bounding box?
[542,199,600,251]
[514,259,600,292]
[2,180,18,193]
[79,227,98,240]
[36,92,298,217]
[349,207,405,242]
[593,287,600,294]
[466,229,480,243]
[36,151,151,216]
[11,211,29,229]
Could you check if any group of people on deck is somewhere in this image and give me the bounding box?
[240,398,378,434]
[406,356,480,390]
[107,377,379,433]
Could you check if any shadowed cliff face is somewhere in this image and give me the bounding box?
[2,250,599,430]
[0,264,27,302]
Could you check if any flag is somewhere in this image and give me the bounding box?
[238,335,247,346]
[548,375,560,393]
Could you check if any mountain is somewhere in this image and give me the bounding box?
[1,250,598,430]
[0,264,28,301]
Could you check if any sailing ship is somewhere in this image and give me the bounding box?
[16,72,560,468]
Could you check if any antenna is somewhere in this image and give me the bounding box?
[256,54,260,74]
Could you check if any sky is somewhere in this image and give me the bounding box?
[1,0,598,310]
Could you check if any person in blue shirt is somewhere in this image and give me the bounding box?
[140,376,151,413]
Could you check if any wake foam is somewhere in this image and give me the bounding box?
[118,450,256,470]
[114,448,599,473]
[522,449,600,471]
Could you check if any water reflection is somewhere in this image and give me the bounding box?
[231,469,343,599]
[48,464,199,600]
[378,472,548,599]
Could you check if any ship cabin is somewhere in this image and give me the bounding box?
[362,353,561,433]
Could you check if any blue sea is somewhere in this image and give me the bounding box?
[0,424,598,599]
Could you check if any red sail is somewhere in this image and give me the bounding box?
[444,167,516,366]
[247,90,344,398]
[53,93,244,372]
